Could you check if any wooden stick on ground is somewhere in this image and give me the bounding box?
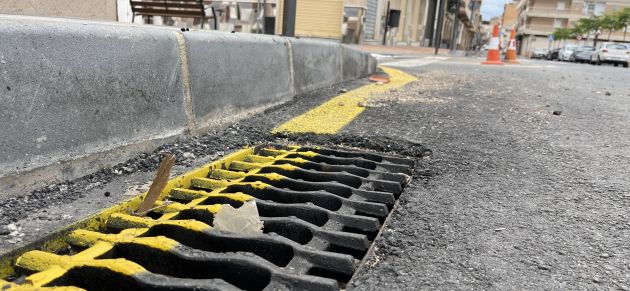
[134,154,176,216]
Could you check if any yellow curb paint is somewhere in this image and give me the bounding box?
[273,67,417,134]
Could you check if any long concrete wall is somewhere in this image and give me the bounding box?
[0,15,376,197]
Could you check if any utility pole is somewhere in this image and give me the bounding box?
[282,0,296,37]
[434,0,446,54]
[382,1,391,45]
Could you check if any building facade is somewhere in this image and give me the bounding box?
[362,0,483,50]
[362,0,433,46]
[440,0,484,50]
[516,0,630,57]
[0,0,117,21]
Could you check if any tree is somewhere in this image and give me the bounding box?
[575,17,600,46]
[571,22,588,46]
[615,8,630,41]
[552,27,574,47]
[598,15,618,41]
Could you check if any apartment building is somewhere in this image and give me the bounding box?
[440,0,484,50]
[503,1,518,30]
[516,0,630,56]
[362,0,433,45]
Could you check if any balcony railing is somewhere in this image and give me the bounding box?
[525,7,571,18]
[522,24,560,34]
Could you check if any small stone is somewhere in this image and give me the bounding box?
[339,88,348,93]
[183,152,195,159]
[600,253,610,258]
[592,277,602,283]
[85,182,101,191]
[357,101,366,107]
[0,225,10,235]
[605,92,611,96]
[537,264,550,270]
[7,224,18,232]
[338,102,345,106]
[552,110,562,115]
[122,166,134,173]
[104,191,111,197]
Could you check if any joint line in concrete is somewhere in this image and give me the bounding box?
[287,40,296,96]
[175,31,196,133]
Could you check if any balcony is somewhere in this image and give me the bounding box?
[525,7,571,18]
[521,24,558,35]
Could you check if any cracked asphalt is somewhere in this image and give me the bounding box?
[2,55,630,290]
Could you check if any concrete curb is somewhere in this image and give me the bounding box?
[0,15,375,198]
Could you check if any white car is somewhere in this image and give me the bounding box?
[559,45,578,61]
[590,43,630,67]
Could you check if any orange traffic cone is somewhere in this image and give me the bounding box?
[482,25,504,65]
[504,28,519,64]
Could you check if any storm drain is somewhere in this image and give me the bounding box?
[1,144,413,291]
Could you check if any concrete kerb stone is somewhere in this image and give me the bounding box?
[183,31,293,131]
[0,16,189,183]
[341,45,371,82]
[289,38,343,95]
[0,15,375,199]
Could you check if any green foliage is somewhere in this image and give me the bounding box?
[565,9,630,42]
[552,27,573,40]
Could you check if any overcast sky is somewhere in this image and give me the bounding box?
[481,0,507,20]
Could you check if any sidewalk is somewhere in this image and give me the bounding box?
[350,44,452,56]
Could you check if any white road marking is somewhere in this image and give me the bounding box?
[381,56,449,68]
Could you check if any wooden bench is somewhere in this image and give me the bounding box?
[130,0,217,29]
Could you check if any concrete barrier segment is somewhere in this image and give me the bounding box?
[0,16,189,183]
[0,15,376,198]
[289,38,343,95]
[183,31,294,131]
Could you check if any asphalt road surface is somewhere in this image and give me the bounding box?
[2,56,629,290]
[349,57,630,290]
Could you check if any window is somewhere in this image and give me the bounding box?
[607,44,628,50]
[553,19,563,28]
[584,3,605,16]
[557,1,565,10]
[594,3,605,16]
[586,3,595,14]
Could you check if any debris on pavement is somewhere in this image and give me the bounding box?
[212,200,264,235]
[135,154,175,216]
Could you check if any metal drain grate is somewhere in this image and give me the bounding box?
[1,144,413,291]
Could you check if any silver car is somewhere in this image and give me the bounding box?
[590,43,630,67]
[559,45,578,61]
[530,48,548,59]
[570,46,595,63]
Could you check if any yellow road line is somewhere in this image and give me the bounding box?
[273,67,417,134]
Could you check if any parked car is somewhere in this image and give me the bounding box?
[546,48,561,60]
[570,46,595,63]
[559,45,578,61]
[531,48,548,59]
[590,43,630,67]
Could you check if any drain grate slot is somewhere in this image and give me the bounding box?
[1,144,413,290]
